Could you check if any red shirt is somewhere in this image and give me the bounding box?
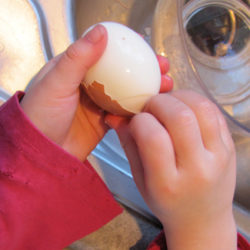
[0,92,249,249]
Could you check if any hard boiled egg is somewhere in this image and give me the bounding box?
[83,22,161,116]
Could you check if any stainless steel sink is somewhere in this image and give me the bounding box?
[0,0,249,241]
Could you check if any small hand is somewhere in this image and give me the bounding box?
[21,25,108,161]
[106,90,237,250]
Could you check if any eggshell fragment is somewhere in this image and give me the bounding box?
[83,22,161,116]
[84,81,133,116]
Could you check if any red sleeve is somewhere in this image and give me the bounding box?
[238,234,250,250]
[147,231,250,250]
[0,92,122,250]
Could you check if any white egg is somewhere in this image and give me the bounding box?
[83,21,161,116]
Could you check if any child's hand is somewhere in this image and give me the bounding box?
[21,25,108,161]
[106,91,237,250]
[20,26,170,162]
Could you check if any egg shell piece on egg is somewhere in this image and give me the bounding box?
[83,22,161,115]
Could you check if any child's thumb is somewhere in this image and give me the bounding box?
[38,24,107,97]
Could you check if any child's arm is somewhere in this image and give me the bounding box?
[0,24,172,249]
[0,24,123,249]
[107,90,238,250]
[0,92,122,249]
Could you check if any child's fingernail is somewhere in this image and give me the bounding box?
[105,114,128,130]
[105,114,117,129]
[157,55,170,75]
[160,75,174,93]
[84,24,106,44]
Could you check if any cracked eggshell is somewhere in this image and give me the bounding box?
[83,22,161,116]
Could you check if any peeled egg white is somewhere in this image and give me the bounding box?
[83,22,161,116]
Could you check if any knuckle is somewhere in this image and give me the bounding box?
[178,109,196,127]
[217,147,232,169]
[149,178,177,198]
[221,148,229,162]
[49,56,59,67]
[145,94,166,111]
[198,99,216,118]
[160,183,178,197]
[196,167,214,186]
[193,159,214,185]
[64,43,79,62]
[228,141,236,156]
